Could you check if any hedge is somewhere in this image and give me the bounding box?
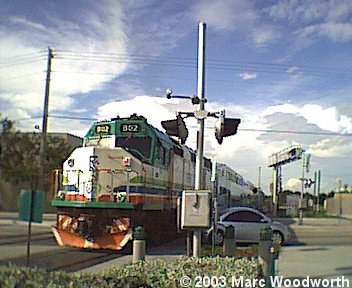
[0,256,263,288]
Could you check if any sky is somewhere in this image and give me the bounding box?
[1,0,352,195]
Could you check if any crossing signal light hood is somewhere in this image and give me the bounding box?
[161,115,189,144]
[215,117,241,144]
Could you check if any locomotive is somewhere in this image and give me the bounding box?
[51,114,254,250]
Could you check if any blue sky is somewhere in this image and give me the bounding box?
[1,0,352,194]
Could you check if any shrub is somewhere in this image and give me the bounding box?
[0,257,263,288]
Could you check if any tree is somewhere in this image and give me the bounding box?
[0,117,72,192]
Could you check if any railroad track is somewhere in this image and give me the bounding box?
[0,245,123,272]
[0,232,54,245]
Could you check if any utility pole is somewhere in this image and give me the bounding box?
[27,47,53,266]
[193,22,206,258]
[40,47,53,190]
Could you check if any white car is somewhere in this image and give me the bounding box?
[206,207,291,245]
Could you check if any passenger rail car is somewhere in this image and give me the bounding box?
[51,114,255,250]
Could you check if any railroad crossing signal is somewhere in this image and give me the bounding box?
[214,116,241,144]
[305,178,315,188]
[269,145,304,167]
[161,114,189,144]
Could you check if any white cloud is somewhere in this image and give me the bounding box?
[308,138,352,158]
[189,0,280,48]
[239,72,257,80]
[318,22,352,42]
[263,104,299,116]
[299,22,352,42]
[263,104,352,134]
[0,1,129,131]
[189,0,257,31]
[300,105,352,133]
[286,66,299,73]
[251,25,280,47]
[265,1,352,46]
[284,178,302,191]
[9,16,47,31]
[265,0,352,23]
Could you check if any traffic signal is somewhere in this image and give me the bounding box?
[161,115,189,144]
[215,116,241,144]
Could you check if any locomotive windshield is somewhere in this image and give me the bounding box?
[115,136,152,160]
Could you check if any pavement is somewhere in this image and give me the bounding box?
[77,217,352,287]
[273,217,352,227]
[1,212,352,286]
[277,245,352,278]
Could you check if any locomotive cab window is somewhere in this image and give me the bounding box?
[115,136,152,161]
[155,142,169,166]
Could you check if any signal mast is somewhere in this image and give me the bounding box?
[268,145,304,216]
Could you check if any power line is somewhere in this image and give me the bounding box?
[0,54,47,68]
[2,49,351,80]
[2,71,45,81]
[238,128,352,137]
[49,115,98,121]
[54,50,346,73]
[12,115,352,137]
[0,50,46,63]
[52,50,352,80]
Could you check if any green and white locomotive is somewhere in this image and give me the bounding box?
[51,114,254,250]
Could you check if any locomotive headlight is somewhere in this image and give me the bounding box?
[123,157,131,167]
[68,159,75,167]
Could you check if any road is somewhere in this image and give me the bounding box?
[287,221,352,246]
[0,213,351,277]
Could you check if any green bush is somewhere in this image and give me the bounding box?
[0,257,264,288]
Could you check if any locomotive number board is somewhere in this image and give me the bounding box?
[120,124,141,133]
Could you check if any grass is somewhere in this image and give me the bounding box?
[201,244,258,257]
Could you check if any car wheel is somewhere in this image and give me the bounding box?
[272,231,284,245]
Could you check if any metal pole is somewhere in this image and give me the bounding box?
[26,189,35,266]
[313,171,317,212]
[316,170,321,212]
[258,166,262,190]
[272,166,278,217]
[299,154,305,225]
[40,47,53,191]
[211,158,216,256]
[193,22,206,258]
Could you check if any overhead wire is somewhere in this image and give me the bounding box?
[3,49,352,139]
[52,50,352,80]
[0,51,47,68]
[11,115,352,137]
[2,71,45,81]
[2,49,351,81]
[0,50,47,63]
